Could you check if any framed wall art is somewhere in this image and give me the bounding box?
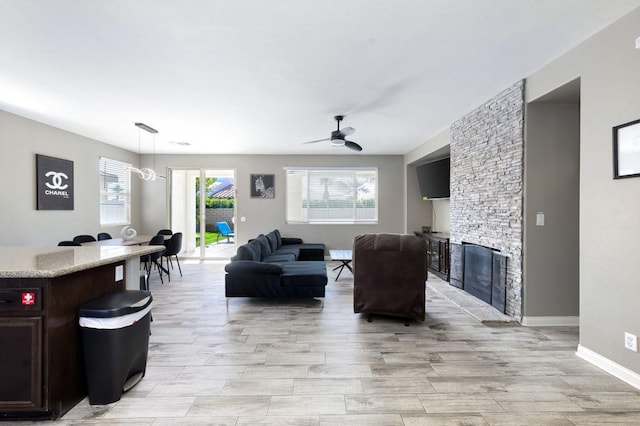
[250,174,275,198]
[613,118,640,179]
[36,154,74,210]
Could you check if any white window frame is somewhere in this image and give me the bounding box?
[285,167,378,224]
[99,157,131,226]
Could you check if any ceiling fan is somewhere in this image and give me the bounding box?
[303,115,363,152]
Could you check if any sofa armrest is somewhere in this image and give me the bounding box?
[224,260,283,275]
[281,237,303,245]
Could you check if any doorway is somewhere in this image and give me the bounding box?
[169,168,236,259]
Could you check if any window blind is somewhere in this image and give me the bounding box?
[99,157,131,225]
[285,168,378,224]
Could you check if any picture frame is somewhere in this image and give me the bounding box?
[36,154,74,210]
[613,118,640,179]
[250,174,275,198]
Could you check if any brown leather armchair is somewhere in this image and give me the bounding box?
[353,233,427,321]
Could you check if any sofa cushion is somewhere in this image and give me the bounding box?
[281,261,328,288]
[274,229,284,248]
[274,247,300,259]
[263,253,297,263]
[265,231,279,252]
[249,239,264,259]
[225,260,283,275]
[236,243,260,261]
[279,243,325,261]
[256,235,272,259]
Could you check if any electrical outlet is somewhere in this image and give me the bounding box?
[115,265,124,282]
[625,332,638,352]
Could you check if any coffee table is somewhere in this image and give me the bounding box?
[329,249,352,281]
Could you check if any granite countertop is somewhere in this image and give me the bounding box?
[0,246,164,278]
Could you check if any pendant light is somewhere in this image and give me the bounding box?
[130,122,161,181]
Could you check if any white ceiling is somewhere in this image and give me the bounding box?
[0,1,638,155]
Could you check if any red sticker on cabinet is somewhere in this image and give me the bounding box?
[21,292,35,305]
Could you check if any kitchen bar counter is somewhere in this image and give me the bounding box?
[0,246,163,279]
[0,245,163,420]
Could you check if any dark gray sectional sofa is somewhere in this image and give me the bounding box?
[224,229,327,305]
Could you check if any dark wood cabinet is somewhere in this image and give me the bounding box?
[0,316,42,410]
[426,234,450,281]
[0,262,125,419]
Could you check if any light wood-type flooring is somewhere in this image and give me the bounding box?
[34,260,640,424]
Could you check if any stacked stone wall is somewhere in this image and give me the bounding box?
[450,80,524,318]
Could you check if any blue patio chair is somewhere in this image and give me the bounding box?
[215,221,234,244]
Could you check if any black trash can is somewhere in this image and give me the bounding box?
[79,290,153,405]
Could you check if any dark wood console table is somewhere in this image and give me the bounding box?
[415,232,450,281]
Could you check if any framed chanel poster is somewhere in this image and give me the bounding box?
[36,154,74,210]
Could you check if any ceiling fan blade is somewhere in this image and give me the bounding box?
[344,140,363,152]
[303,137,331,144]
[340,126,355,137]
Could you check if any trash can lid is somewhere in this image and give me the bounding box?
[79,290,152,318]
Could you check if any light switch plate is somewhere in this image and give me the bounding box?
[625,332,638,352]
[536,212,545,226]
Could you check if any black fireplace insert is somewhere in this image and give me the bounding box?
[461,243,507,313]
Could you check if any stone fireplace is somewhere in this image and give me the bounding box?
[449,80,524,318]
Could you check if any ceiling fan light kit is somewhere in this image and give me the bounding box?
[303,115,363,152]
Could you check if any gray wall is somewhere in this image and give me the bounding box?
[527,6,640,375]
[524,102,580,319]
[139,154,404,251]
[0,109,141,246]
[0,107,404,251]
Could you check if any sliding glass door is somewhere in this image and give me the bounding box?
[169,168,236,259]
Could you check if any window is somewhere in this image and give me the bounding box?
[285,168,378,224]
[99,157,131,225]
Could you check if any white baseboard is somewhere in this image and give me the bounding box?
[576,344,640,390]
[521,316,579,327]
